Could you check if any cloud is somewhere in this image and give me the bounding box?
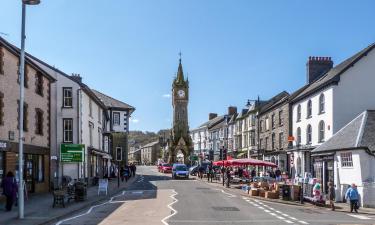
[162,94,171,98]
[130,118,139,124]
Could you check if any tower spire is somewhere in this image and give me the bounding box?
[176,51,184,84]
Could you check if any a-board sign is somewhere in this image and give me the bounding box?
[98,179,108,195]
[60,144,84,162]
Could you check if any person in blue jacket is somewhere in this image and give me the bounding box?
[345,183,359,213]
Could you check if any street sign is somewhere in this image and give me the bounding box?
[60,144,84,162]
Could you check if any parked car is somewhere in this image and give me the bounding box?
[172,163,189,179]
[189,165,198,176]
[160,163,172,173]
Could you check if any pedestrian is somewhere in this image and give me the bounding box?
[275,168,282,182]
[132,164,137,176]
[1,171,18,211]
[345,183,359,213]
[251,169,256,182]
[120,167,125,182]
[208,165,213,182]
[226,167,231,188]
[328,182,335,211]
[238,167,243,178]
[124,165,130,182]
[198,166,204,179]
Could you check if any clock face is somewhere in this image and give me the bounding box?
[178,89,185,98]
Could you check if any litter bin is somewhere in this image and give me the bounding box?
[282,185,291,201]
[75,181,87,201]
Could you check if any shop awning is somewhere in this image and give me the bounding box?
[236,152,246,158]
[213,158,277,168]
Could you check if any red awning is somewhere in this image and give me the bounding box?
[213,158,277,168]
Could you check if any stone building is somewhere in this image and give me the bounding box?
[141,141,160,165]
[258,91,290,171]
[0,37,55,193]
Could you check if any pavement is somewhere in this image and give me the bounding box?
[4,166,375,225]
[50,166,375,225]
[0,175,138,225]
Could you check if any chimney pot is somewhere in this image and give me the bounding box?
[228,106,237,116]
[209,113,218,120]
[306,56,333,84]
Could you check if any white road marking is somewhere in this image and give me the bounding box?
[299,221,309,224]
[284,220,294,224]
[214,188,236,198]
[347,214,372,220]
[161,189,178,225]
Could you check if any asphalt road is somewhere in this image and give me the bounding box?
[54,166,375,225]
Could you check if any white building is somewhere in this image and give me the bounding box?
[311,110,375,208]
[290,43,375,179]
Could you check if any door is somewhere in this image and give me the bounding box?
[24,154,35,193]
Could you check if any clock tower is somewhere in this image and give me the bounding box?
[169,58,192,164]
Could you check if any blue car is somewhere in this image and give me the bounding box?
[172,163,189,179]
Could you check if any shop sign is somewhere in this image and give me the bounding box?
[314,155,334,162]
[60,144,85,163]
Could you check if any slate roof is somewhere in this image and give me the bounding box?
[312,110,375,154]
[259,91,289,115]
[0,36,55,81]
[92,89,135,113]
[291,43,375,103]
[194,115,225,131]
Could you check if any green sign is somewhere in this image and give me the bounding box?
[190,155,198,161]
[61,144,85,163]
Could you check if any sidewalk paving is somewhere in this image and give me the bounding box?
[195,176,375,216]
[0,175,138,225]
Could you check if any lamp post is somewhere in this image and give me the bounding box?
[18,0,40,219]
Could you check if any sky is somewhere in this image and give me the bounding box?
[1,0,375,132]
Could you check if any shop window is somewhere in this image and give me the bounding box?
[35,72,44,96]
[35,108,44,135]
[341,152,353,167]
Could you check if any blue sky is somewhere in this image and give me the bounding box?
[1,0,375,132]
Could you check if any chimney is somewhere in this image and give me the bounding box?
[228,106,237,116]
[306,56,333,84]
[209,113,218,120]
[70,73,82,83]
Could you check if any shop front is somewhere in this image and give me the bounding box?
[263,151,288,172]
[89,148,112,181]
[312,153,334,194]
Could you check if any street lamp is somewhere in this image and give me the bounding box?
[18,0,40,219]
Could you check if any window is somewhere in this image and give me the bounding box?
[259,138,263,149]
[341,152,353,167]
[89,122,94,147]
[17,100,28,132]
[260,120,264,132]
[279,132,284,149]
[265,117,269,130]
[35,108,43,135]
[271,114,275,129]
[307,100,312,118]
[279,110,283,126]
[297,104,301,122]
[319,94,325,114]
[63,119,73,143]
[0,92,3,125]
[251,115,255,126]
[296,127,301,146]
[250,130,255,146]
[265,137,269,149]
[98,128,102,149]
[89,99,93,117]
[0,46,4,75]
[17,62,29,88]
[63,88,73,108]
[271,133,275,150]
[98,108,101,123]
[113,112,120,126]
[306,124,312,144]
[35,72,43,96]
[319,120,325,143]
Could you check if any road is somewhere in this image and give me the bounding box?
[54,166,375,225]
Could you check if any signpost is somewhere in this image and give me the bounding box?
[60,144,84,162]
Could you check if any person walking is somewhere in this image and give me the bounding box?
[346,183,359,213]
[251,169,256,182]
[124,165,130,182]
[120,167,125,182]
[1,171,18,211]
[327,182,335,211]
[226,167,231,188]
[198,165,204,180]
[207,165,213,182]
[132,164,137,177]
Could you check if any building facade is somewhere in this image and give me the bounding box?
[141,141,160,165]
[0,37,55,193]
